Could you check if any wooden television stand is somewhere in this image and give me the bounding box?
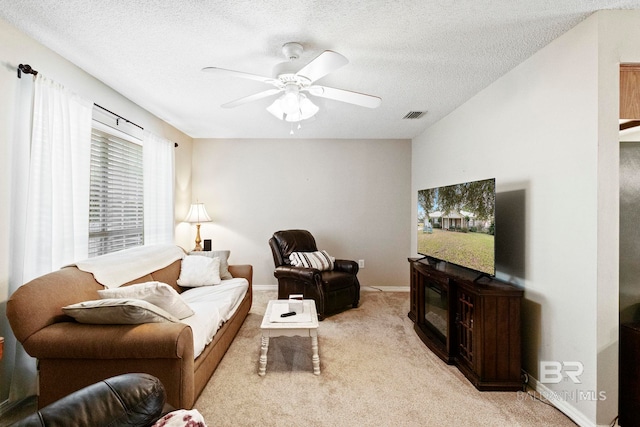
[408,257,523,391]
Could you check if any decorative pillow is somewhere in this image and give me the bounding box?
[289,250,335,271]
[189,250,233,280]
[62,299,179,324]
[177,255,221,287]
[98,281,194,319]
[152,409,207,427]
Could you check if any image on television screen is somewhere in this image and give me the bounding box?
[417,178,495,275]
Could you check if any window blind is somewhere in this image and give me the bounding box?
[89,127,144,257]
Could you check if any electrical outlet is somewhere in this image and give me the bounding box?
[358,259,365,269]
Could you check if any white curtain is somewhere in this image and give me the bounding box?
[8,74,93,401]
[143,130,175,245]
[7,71,34,403]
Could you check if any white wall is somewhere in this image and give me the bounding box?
[413,14,602,426]
[596,10,640,427]
[411,10,640,427]
[190,138,411,287]
[0,16,193,404]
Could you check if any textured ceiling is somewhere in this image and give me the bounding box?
[2,1,640,139]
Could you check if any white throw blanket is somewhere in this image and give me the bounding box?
[72,244,185,288]
[180,278,249,358]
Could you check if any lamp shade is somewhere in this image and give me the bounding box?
[184,203,212,223]
[266,84,319,122]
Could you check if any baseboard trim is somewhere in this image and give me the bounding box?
[524,372,597,427]
[252,285,277,291]
[0,395,35,418]
[252,285,409,292]
[362,286,409,292]
[0,399,10,417]
[0,398,18,416]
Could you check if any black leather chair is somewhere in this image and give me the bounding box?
[269,229,360,320]
[11,373,170,427]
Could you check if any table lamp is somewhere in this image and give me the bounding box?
[184,202,212,251]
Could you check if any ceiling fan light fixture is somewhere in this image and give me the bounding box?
[267,91,318,122]
[205,42,379,130]
[281,85,301,115]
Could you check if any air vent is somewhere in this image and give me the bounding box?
[402,111,427,119]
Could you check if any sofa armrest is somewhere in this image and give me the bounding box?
[274,265,320,282]
[334,259,359,275]
[275,262,358,279]
[23,322,194,360]
[228,264,253,286]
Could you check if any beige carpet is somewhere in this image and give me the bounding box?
[195,290,576,426]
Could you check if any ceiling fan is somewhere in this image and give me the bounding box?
[202,42,381,123]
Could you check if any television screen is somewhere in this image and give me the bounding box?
[417,178,496,276]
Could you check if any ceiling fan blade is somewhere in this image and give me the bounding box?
[221,88,282,108]
[308,85,382,109]
[202,67,277,85]
[295,51,349,83]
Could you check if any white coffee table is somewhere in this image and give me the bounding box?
[259,299,320,376]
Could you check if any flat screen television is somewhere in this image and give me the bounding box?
[417,178,496,276]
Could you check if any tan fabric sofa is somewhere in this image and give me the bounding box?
[6,258,253,410]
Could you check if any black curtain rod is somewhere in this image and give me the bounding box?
[17,64,38,78]
[94,103,144,130]
[94,103,178,148]
[16,64,178,148]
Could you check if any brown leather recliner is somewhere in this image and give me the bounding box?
[11,373,170,427]
[269,229,360,320]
